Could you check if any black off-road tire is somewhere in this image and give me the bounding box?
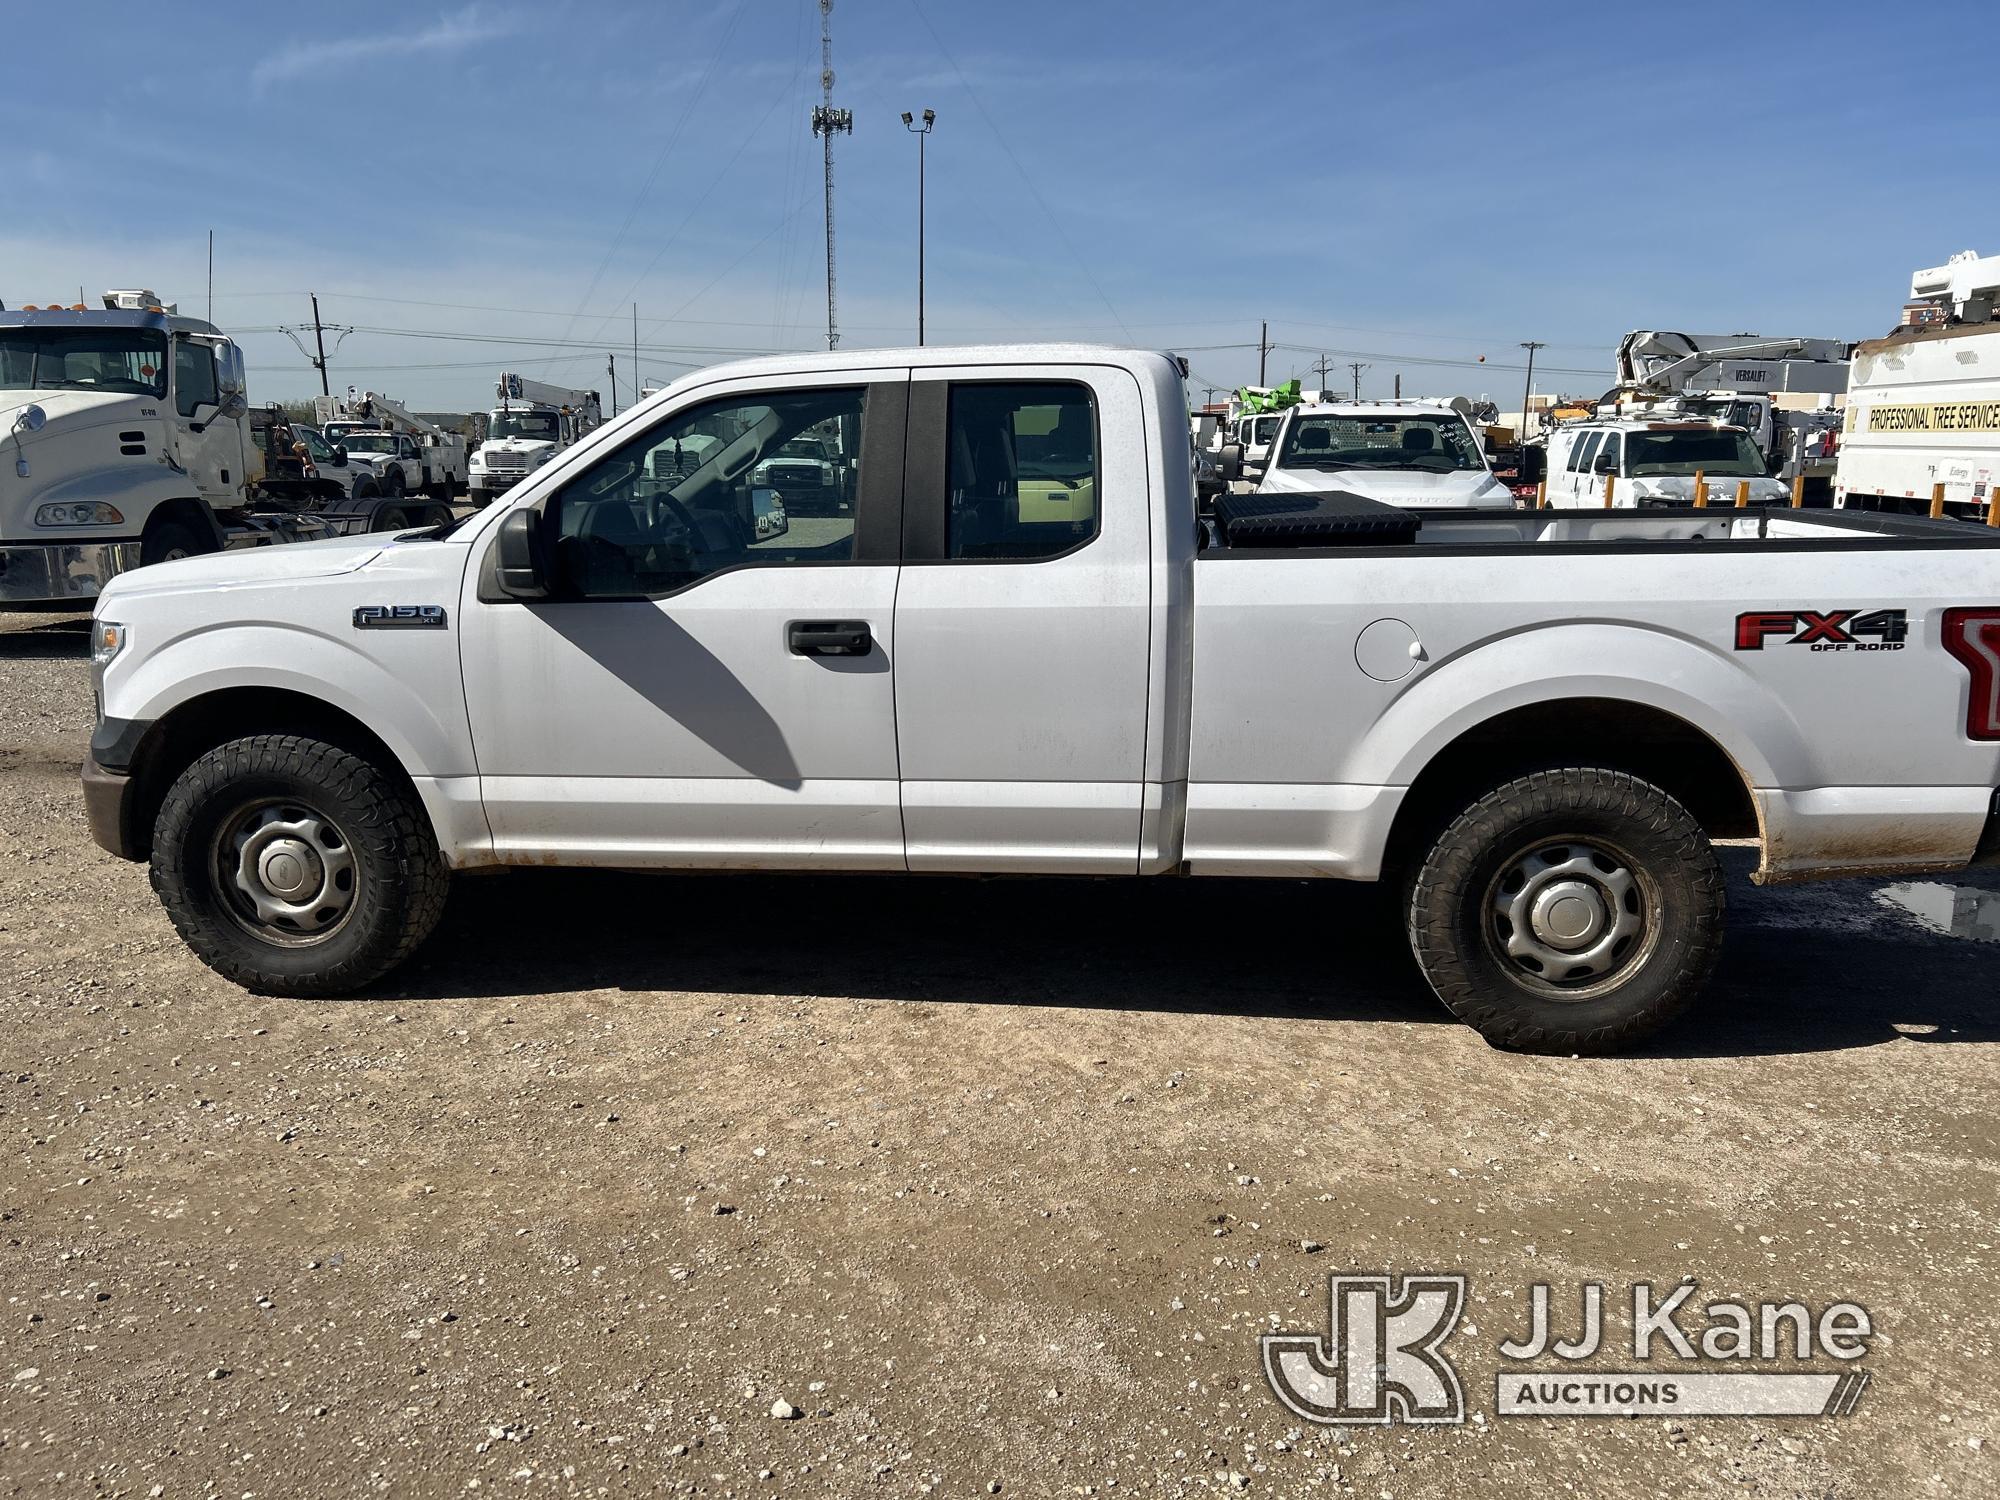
[1406,768,1724,1055]
[149,735,449,997]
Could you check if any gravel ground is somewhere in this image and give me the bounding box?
[1,608,1996,1498]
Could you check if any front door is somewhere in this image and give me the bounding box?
[891,364,1153,872]
[459,373,909,868]
[171,335,242,500]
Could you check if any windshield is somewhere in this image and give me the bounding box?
[774,438,828,461]
[1277,413,1483,472]
[340,433,399,455]
[0,326,168,398]
[490,411,560,443]
[1248,415,1281,445]
[1624,429,1764,478]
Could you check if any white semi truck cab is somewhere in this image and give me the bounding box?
[82,344,2000,1055]
[0,289,449,607]
[0,290,255,603]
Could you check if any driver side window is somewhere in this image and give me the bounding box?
[550,386,863,599]
[173,339,219,418]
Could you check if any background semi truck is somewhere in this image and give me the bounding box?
[0,289,450,606]
[467,373,602,507]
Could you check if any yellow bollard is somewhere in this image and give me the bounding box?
[1987,486,2000,527]
[1931,482,1947,519]
[1735,479,1751,508]
[1536,478,1547,509]
[1791,471,1805,508]
[1692,469,1707,508]
[1603,471,1616,508]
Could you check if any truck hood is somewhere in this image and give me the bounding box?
[1259,465,1510,508]
[0,387,147,436]
[98,531,391,604]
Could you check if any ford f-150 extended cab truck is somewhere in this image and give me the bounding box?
[81,346,2000,1053]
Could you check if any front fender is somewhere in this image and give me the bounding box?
[110,620,474,779]
[1354,621,1807,791]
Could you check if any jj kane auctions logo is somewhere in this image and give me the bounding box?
[1262,1275,1874,1424]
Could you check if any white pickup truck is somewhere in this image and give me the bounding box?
[1257,401,1515,507]
[82,345,2000,1053]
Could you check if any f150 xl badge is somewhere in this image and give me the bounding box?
[1734,609,1907,652]
[353,604,448,630]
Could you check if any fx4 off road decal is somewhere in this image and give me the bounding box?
[1734,609,1908,653]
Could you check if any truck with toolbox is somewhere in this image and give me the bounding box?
[1256,401,1516,507]
[81,344,2000,1054]
[0,289,451,606]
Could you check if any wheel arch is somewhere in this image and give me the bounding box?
[118,686,428,862]
[1381,696,1759,882]
[141,497,226,553]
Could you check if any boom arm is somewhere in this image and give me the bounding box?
[1615,331,1821,394]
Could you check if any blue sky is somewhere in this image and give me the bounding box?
[7,1,1998,411]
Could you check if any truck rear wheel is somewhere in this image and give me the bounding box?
[1405,768,1724,1055]
[379,469,405,499]
[149,735,449,997]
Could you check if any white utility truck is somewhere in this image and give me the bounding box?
[83,345,2000,1054]
[314,388,467,499]
[1256,401,1514,507]
[0,290,450,606]
[1838,249,2000,520]
[1542,417,1791,508]
[468,373,602,508]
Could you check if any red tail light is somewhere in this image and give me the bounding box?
[1941,608,2000,739]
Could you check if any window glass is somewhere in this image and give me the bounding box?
[1625,429,1764,478]
[551,386,862,598]
[0,328,167,399]
[174,339,219,418]
[1597,433,1622,475]
[1568,430,1603,474]
[946,382,1098,561]
[1277,413,1483,472]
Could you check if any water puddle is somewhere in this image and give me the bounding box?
[1874,881,2000,943]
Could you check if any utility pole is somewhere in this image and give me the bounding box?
[1394,373,1401,399]
[206,230,214,321]
[1258,321,1271,385]
[608,354,618,418]
[901,108,936,344]
[1310,353,1333,397]
[1347,361,1368,401]
[810,0,854,351]
[632,304,640,409]
[310,293,330,396]
[1519,341,1545,439]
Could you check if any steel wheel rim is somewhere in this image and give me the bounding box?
[209,797,359,948]
[1483,837,1657,1000]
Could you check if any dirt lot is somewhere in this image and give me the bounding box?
[1,609,1996,1499]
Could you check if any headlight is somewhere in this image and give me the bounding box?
[37,502,126,527]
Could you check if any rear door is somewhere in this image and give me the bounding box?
[892,363,1152,872]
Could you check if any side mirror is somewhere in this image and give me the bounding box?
[1218,442,1243,482]
[332,445,349,467]
[495,508,551,600]
[1520,446,1545,484]
[1592,451,1619,476]
[219,392,249,421]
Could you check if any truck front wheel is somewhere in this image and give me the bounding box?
[141,520,207,566]
[1405,768,1724,1055]
[149,735,449,997]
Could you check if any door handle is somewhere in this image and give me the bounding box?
[787,620,872,657]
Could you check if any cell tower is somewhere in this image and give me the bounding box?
[809,0,853,352]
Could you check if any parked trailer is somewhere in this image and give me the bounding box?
[0,289,448,607]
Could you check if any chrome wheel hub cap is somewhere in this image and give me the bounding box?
[217,802,356,943]
[1491,842,1644,989]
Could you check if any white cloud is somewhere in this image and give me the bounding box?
[250,4,515,92]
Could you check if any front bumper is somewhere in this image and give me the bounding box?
[81,752,142,860]
[0,540,143,606]
[471,471,528,493]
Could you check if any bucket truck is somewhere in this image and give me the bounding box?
[1839,249,2000,520]
[467,373,602,508]
[313,387,468,499]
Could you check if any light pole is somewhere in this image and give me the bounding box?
[1519,341,1545,440]
[901,108,935,344]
